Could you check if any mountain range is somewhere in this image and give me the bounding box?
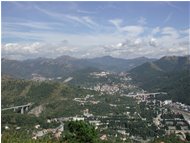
[2,55,155,79]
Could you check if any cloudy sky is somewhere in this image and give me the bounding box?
[1,1,190,60]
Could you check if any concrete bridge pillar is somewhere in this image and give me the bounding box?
[21,107,24,114]
[25,106,29,112]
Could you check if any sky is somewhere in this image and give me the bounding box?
[1,1,190,60]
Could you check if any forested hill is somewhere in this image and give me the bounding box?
[1,76,98,118]
[130,55,190,104]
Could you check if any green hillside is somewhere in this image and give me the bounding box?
[1,77,97,117]
[130,56,190,104]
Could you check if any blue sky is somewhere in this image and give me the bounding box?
[1,1,190,59]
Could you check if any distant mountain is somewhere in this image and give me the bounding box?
[2,55,86,79]
[2,55,155,79]
[86,56,155,72]
[130,55,190,104]
[130,55,190,82]
[154,56,190,72]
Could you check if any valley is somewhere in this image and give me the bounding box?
[2,1,189,142]
[1,56,190,142]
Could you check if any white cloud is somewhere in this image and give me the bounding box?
[2,10,189,60]
[121,26,144,36]
[109,19,123,30]
[3,42,40,54]
[151,27,160,35]
[2,1,189,60]
[77,9,97,14]
[163,13,173,24]
[109,19,144,37]
[161,27,179,38]
[165,2,182,11]
[98,26,189,59]
[138,17,147,25]
[64,15,96,29]
[2,42,80,60]
[35,6,98,30]
[11,22,55,30]
[149,38,158,47]
[3,28,126,46]
[82,16,98,27]
[180,28,190,35]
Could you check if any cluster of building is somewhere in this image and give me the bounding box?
[82,72,139,95]
[32,73,47,81]
[73,94,100,105]
[85,82,138,95]
[167,101,190,112]
[90,71,111,78]
[32,124,64,140]
[131,91,190,141]
[93,84,120,94]
[31,73,63,81]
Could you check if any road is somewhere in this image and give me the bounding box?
[170,106,190,125]
[2,103,32,111]
[63,77,73,83]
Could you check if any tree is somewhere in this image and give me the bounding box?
[64,121,98,143]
